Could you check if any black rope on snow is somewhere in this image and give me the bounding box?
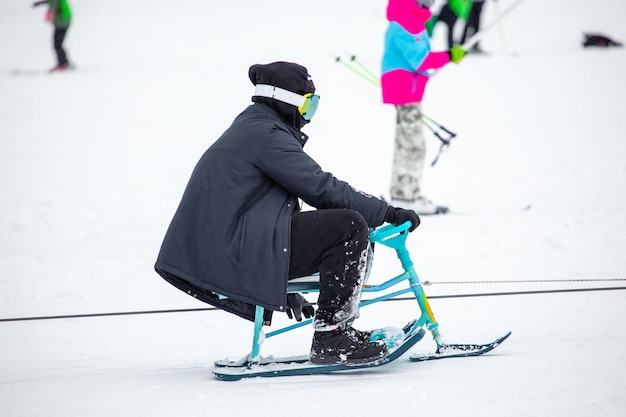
[422,278,626,285]
[2,286,625,323]
[0,307,219,323]
[373,286,626,303]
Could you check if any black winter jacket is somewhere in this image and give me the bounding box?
[155,103,388,321]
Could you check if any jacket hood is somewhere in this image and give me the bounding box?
[386,0,432,33]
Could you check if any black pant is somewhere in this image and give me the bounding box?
[436,3,459,49]
[461,1,485,46]
[53,27,70,67]
[289,209,370,331]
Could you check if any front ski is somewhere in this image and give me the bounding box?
[214,353,308,368]
[213,327,425,381]
[409,331,511,362]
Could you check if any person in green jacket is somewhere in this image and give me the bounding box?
[433,0,473,49]
[32,0,72,72]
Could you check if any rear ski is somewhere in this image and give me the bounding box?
[213,327,425,381]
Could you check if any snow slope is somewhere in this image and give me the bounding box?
[1,0,625,416]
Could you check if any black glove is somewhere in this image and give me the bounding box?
[285,293,315,322]
[385,206,420,232]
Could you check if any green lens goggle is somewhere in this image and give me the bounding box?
[298,93,320,121]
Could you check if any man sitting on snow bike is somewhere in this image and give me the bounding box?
[154,61,420,365]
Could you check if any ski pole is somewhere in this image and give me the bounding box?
[422,118,455,145]
[422,113,456,137]
[461,0,526,50]
[345,53,381,86]
[492,0,508,53]
[333,54,380,87]
[421,117,456,166]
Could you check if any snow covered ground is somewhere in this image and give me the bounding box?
[1,0,625,415]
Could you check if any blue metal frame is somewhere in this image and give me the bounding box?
[248,221,443,365]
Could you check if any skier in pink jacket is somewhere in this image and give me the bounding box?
[381,0,465,214]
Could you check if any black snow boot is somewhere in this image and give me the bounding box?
[310,327,388,365]
[344,327,372,344]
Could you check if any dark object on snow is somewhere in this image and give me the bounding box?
[582,33,623,48]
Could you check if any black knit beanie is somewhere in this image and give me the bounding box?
[249,61,315,95]
[249,62,316,130]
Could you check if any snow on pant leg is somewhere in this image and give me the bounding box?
[53,27,69,66]
[288,209,370,332]
[390,103,426,201]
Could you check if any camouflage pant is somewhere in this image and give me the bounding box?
[390,103,425,201]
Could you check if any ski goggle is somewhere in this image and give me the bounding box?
[298,93,320,121]
[254,84,320,121]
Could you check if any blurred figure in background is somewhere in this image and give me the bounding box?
[433,0,461,49]
[434,0,489,53]
[381,0,465,214]
[32,0,72,72]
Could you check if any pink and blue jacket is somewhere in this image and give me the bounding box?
[381,0,450,105]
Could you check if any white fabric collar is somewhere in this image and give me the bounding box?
[254,84,305,107]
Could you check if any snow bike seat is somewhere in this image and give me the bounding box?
[287,274,320,293]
